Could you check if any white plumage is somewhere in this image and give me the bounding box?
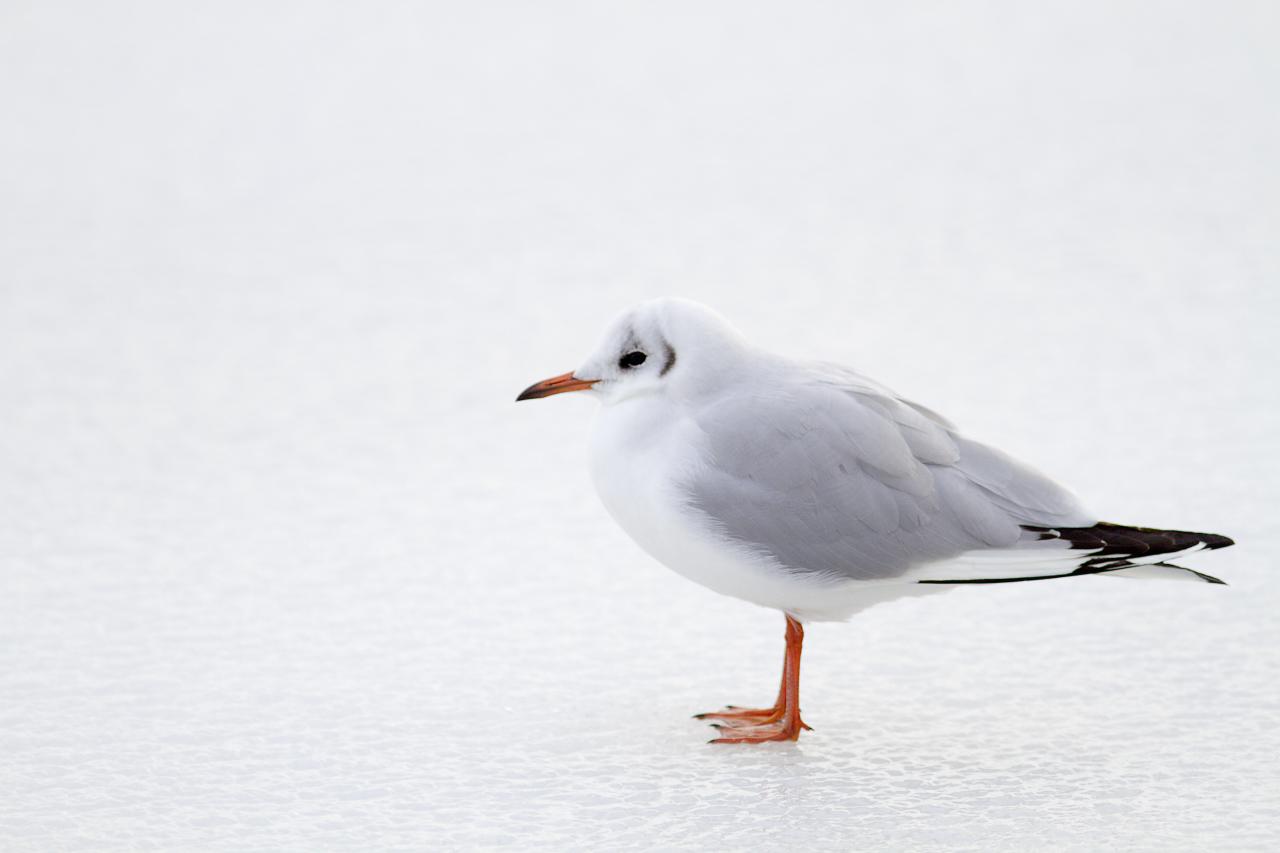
[517,297,1232,742]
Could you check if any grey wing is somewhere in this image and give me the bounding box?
[683,374,1095,582]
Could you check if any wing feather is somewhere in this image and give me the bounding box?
[682,368,1096,582]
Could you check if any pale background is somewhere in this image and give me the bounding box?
[2,1,1278,850]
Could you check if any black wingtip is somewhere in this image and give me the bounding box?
[1201,533,1235,550]
[1022,522,1236,557]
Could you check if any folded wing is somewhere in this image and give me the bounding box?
[682,369,1102,583]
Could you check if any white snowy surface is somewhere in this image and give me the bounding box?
[2,1,1278,850]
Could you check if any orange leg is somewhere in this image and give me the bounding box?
[694,614,812,743]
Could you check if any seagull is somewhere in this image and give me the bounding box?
[516,298,1234,744]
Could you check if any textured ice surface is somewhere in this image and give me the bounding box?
[2,1,1278,850]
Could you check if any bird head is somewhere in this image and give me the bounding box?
[515,298,748,406]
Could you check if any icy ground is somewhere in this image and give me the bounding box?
[2,1,1278,850]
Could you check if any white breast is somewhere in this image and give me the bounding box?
[587,394,915,621]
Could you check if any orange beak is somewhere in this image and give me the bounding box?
[515,371,598,401]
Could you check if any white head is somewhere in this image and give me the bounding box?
[515,298,749,406]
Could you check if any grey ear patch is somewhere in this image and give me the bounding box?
[660,341,677,376]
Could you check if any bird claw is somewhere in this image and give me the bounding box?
[695,703,810,741]
[708,718,807,744]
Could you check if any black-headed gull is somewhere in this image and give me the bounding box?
[516,299,1234,744]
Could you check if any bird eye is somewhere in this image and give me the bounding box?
[619,351,647,369]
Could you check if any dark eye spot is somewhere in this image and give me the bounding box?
[619,351,647,369]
